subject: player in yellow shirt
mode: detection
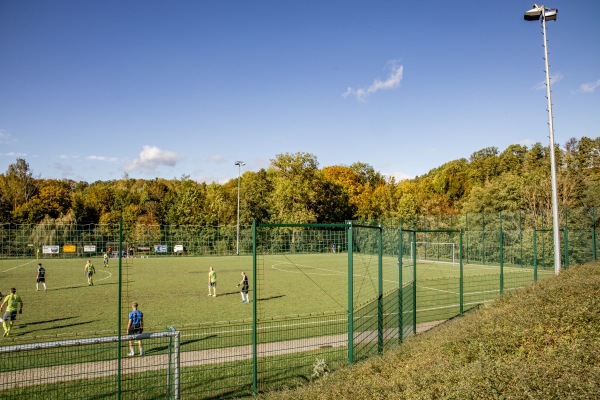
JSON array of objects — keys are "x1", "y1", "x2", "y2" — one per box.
[
  {"x1": 103, "y1": 252, "x2": 109, "y2": 268},
  {"x1": 208, "y1": 267, "x2": 217, "y2": 297},
  {"x1": 1, "y1": 288, "x2": 23, "y2": 337},
  {"x1": 84, "y1": 260, "x2": 96, "y2": 286}
]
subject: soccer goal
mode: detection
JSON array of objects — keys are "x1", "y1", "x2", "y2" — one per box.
[
  {"x1": 0, "y1": 330, "x2": 180, "y2": 399},
  {"x1": 410, "y1": 241, "x2": 456, "y2": 265}
]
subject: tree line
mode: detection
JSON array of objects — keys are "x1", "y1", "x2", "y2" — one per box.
[{"x1": 1, "y1": 136, "x2": 599, "y2": 230}]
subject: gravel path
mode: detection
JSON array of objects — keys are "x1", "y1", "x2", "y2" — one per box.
[{"x1": 0, "y1": 320, "x2": 445, "y2": 390}]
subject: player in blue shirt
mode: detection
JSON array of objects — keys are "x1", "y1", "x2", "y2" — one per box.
[{"x1": 127, "y1": 302, "x2": 144, "y2": 356}]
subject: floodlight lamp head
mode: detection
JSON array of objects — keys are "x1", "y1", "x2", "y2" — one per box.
[
  {"x1": 524, "y1": 5, "x2": 543, "y2": 21},
  {"x1": 544, "y1": 8, "x2": 558, "y2": 21},
  {"x1": 235, "y1": 161, "x2": 245, "y2": 167}
]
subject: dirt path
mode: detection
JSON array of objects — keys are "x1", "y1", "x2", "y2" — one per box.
[{"x1": 0, "y1": 320, "x2": 445, "y2": 390}]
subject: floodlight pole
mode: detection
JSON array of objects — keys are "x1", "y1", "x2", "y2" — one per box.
[
  {"x1": 524, "y1": 4, "x2": 561, "y2": 275},
  {"x1": 235, "y1": 161, "x2": 245, "y2": 256}
]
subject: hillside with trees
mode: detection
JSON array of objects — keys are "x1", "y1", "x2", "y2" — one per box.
[{"x1": 1, "y1": 137, "x2": 599, "y2": 228}]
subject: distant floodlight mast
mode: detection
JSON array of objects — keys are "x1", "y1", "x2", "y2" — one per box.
[
  {"x1": 235, "y1": 161, "x2": 245, "y2": 256},
  {"x1": 524, "y1": 4, "x2": 561, "y2": 275}
]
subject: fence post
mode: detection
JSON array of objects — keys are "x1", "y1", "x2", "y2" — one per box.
[
  {"x1": 564, "y1": 228, "x2": 569, "y2": 269},
  {"x1": 482, "y1": 212, "x2": 485, "y2": 265},
  {"x1": 541, "y1": 210, "x2": 546, "y2": 268},
  {"x1": 534, "y1": 228, "x2": 538, "y2": 282},
  {"x1": 499, "y1": 212, "x2": 504, "y2": 296},
  {"x1": 466, "y1": 213, "x2": 470, "y2": 264},
  {"x1": 378, "y1": 225, "x2": 383, "y2": 355},
  {"x1": 252, "y1": 220, "x2": 258, "y2": 394},
  {"x1": 565, "y1": 209, "x2": 569, "y2": 269},
  {"x1": 117, "y1": 218, "x2": 123, "y2": 400},
  {"x1": 398, "y1": 227, "x2": 403, "y2": 344},
  {"x1": 412, "y1": 232, "x2": 417, "y2": 335},
  {"x1": 348, "y1": 223, "x2": 354, "y2": 364},
  {"x1": 593, "y1": 207, "x2": 597, "y2": 261},
  {"x1": 520, "y1": 210, "x2": 524, "y2": 268},
  {"x1": 173, "y1": 332, "x2": 181, "y2": 400},
  {"x1": 459, "y1": 230, "x2": 464, "y2": 316}
]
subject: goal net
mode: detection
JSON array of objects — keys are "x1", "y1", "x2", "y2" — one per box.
[{"x1": 410, "y1": 241, "x2": 456, "y2": 265}]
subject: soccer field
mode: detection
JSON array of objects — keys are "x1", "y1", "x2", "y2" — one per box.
[
  {"x1": 0, "y1": 253, "x2": 550, "y2": 344},
  {"x1": 0, "y1": 253, "x2": 394, "y2": 342}
]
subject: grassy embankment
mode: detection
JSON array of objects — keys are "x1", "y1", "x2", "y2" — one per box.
[{"x1": 261, "y1": 262, "x2": 600, "y2": 399}]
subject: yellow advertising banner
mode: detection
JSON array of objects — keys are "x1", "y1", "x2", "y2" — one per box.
[{"x1": 63, "y1": 245, "x2": 76, "y2": 253}]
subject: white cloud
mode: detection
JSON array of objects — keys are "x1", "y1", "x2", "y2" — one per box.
[
  {"x1": 210, "y1": 154, "x2": 226, "y2": 163},
  {"x1": 534, "y1": 72, "x2": 563, "y2": 90},
  {"x1": 518, "y1": 139, "x2": 535, "y2": 147},
  {"x1": 88, "y1": 155, "x2": 118, "y2": 162},
  {"x1": 385, "y1": 171, "x2": 414, "y2": 182},
  {"x1": 579, "y1": 79, "x2": 600, "y2": 93},
  {"x1": 343, "y1": 63, "x2": 404, "y2": 101},
  {"x1": 124, "y1": 145, "x2": 181, "y2": 173},
  {"x1": 0, "y1": 131, "x2": 12, "y2": 143},
  {"x1": 1, "y1": 152, "x2": 27, "y2": 157}
]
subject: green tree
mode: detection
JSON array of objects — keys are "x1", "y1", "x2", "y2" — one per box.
[
  {"x1": 313, "y1": 176, "x2": 353, "y2": 223},
  {"x1": 269, "y1": 152, "x2": 321, "y2": 224},
  {"x1": 138, "y1": 178, "x2": 172, "y2": 225},
  {"x1": 204, "y1": 182, "x2": 231, "y2": 226},
  {"x1": 498, "y1": 144, "x2": 528, "y2": 174},
  {"x1": 469, "y1": 147, "x2": 499, "y2": 184},
  {"x1": 239, "y1": 169, "x2": 273, "y2": 225},
  {"x1": 166, "y1": 179, "x2": 207, "y2": 225},
  {"x1": 2, "y1": 158, "x2": 38, "y2": 211},
  {"x1": 462, "y1": 173, "x2": 525, "y2": 213}
]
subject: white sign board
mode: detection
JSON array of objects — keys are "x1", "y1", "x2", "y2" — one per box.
[
  {"x1": 43, "y1": 245, "x2": 60, "y2": 254},
  {"x1": 84, "y1": 245, "x2": 96, "y2": 252},
  {"x1": 154, "y1": 245, "x2": 168, "y2": 253},
  {"x1": 174, "y1": 245, "x2": 184, "y2": 253}
]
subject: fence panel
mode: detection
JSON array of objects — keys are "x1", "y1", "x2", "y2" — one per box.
[{"x1": 1, "y1": 208, "x2": 597, "y2": 399}]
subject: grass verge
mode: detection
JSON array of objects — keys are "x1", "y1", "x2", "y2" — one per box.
[{"x1": 260, "y1": 262, "x2": 600, "y2": 399}]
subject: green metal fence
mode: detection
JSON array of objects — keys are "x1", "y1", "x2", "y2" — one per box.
[{"x1": 1, "y1": 208, "x2": 598, "y2": 399}]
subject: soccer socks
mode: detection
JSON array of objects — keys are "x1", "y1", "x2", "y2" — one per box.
[{"x1": 3, "y1": 321, "x2": 12, "y2": 336}]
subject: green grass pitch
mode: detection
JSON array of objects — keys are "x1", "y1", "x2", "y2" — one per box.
[{"x1": 0, "y1": 254, "x2": 551, "y2": 344}]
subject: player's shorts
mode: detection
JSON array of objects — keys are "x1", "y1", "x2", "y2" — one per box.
[
  {"x1": 128, "y1": 324, "x2": 143, "y2": 335},
  {"x1": 3, "y1": 311, "x2": 17, "y2": 321},
  {"x1": 103, "y1": 260, "x2": 108, "y2": 264},
  {"x1": 87, "y1": 272, "x2": 93, "y2": 278},
  {"x1": 37, "y1": 277, "x2": 45, "y2": 283},
  {"x1": 209, "y1": 282, "x2": 217, "y2": 288},
  {"x1": 241, "y1": 285, "x2": 249, "y2": 294}
]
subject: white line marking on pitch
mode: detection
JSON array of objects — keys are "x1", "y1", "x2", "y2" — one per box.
[{"x1": 1, "y1": 260, "x2": 36, "y2": 273}]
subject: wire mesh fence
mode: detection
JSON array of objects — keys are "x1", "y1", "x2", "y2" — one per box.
[{"x1": 0, "y1": 209, "x2": 598, "y2": 399}]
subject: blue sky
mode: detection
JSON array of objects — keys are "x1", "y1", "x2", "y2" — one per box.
[{"x1": 1, "y1": 1, "x2": 599, "y2": 184}]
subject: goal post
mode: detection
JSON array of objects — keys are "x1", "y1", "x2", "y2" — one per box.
[
  {"x1": 410, "y1": 241, "x2": 456, "y2": 264},
  {"x1": 0, "y1": 331, "x2": 180, "y2": 399}
]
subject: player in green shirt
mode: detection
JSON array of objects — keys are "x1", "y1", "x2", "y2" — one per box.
[
  {"x1": 208, "y1": 267, "x2": 217, "y2": 297},
  {"x1": 1, "y1": 288, "x2": 23, "y2": 337},
  {"x1": 84, "y1": 260, "x2": 96, "y2": 286}
]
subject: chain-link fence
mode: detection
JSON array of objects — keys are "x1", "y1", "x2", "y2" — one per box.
[{"x1": 0, "y1": 208, "x2": 598, "y2": 398}]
